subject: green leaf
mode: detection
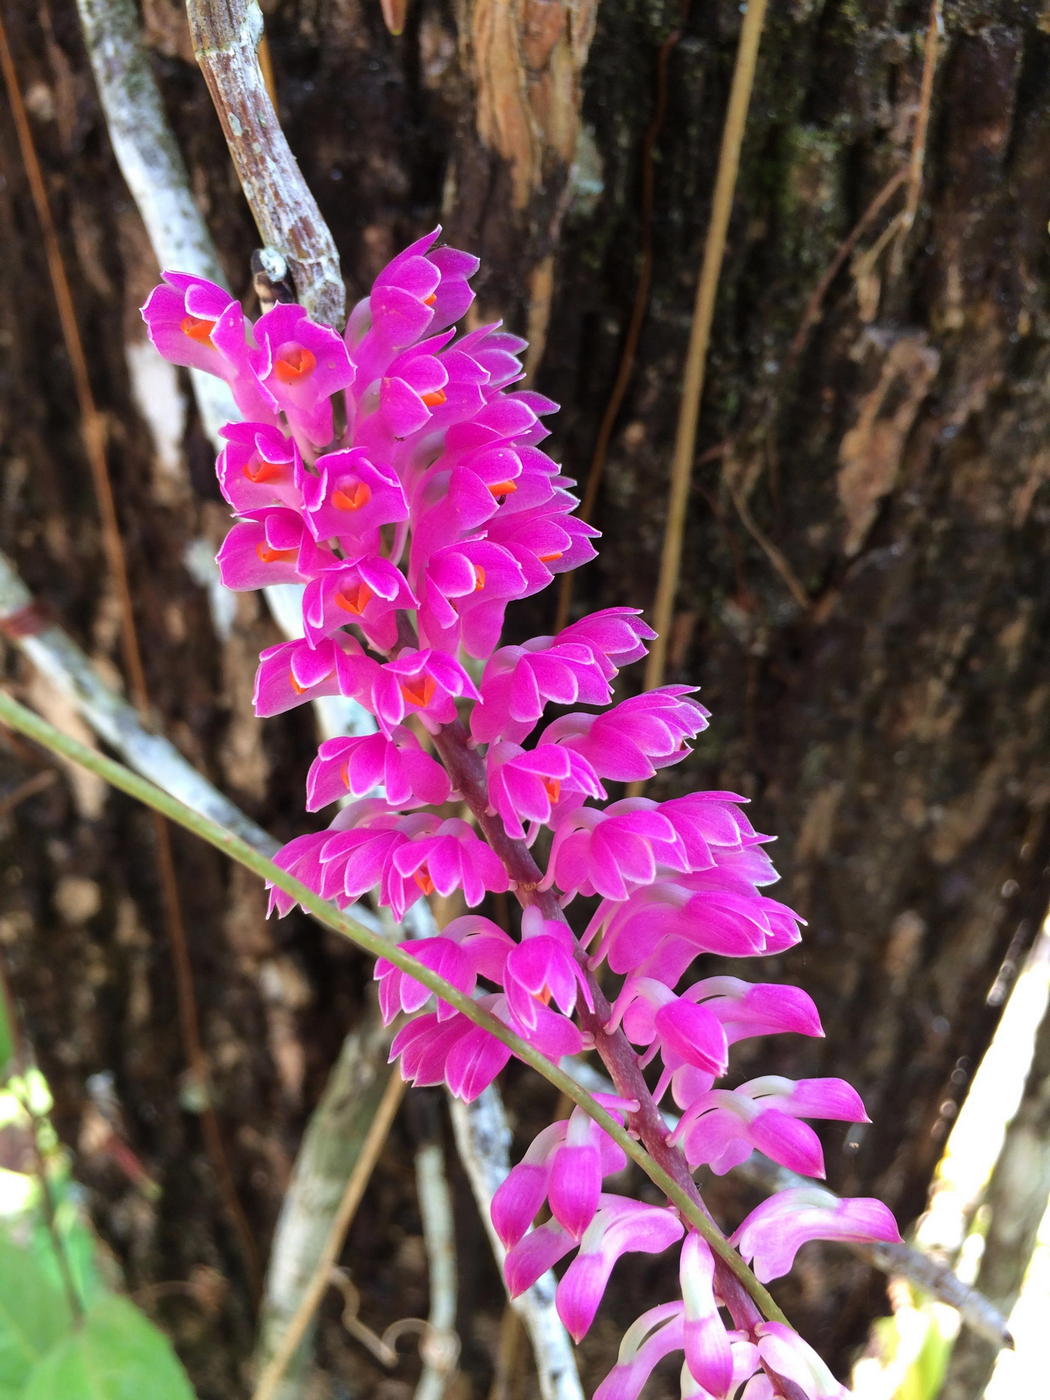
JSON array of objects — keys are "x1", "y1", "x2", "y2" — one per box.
[
  {"x1": 0, "y1": 990, "x2": 13, "y2": 1081},
  {"x1": 21, "y1": 1296, "x2": 195, "y2": 1400},
  {"x1": 0, "y1": 1234, "x2": 73, "y2": 1399}
]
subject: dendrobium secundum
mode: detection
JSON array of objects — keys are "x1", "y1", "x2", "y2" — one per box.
[{"x1": 144, "y1": 228, "x2": 899, "y2": 1399}]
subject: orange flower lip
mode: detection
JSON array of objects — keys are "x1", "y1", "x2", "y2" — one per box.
[
  {"x1": 538, "y1": 550, "x2": 563, "y2": 563},
  {"x1": 273, "y1": 343, "x2": 317, "y2": 383},
  {"x1": 488, "y1": 480, "x2": 518, "y2": 497},
  {"x1": 334, "y1": 581, "x2": 374, "y2": 616},
  {"x1": 180, "y1": 314, "x2": 216, "y2": 344},
  {"x1": 256, "y1": 542, "x2": 299, "y2": 564},
  {"x1": 421, "y1": 388, "x2": 447, "y2": 407},
  {"x1": 331, "y1": 481, "x2": 372, "y2": 511},
  {"x1": 243, "y1": 455, "x2": 283, "y2": 483},
  {"x1": 399, "y1": 674, "x2": 437, "y2": 708},
  {"x1": 414, "y1": 865, "x2": 435, "y2": 895}
]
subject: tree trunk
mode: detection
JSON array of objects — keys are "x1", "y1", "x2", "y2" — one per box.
[{"x1": 2, "y1": 0, "x2": 1049, "y2": 1393}]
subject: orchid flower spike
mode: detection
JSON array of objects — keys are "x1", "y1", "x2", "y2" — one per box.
[{"x1": 144, "y1": 228, "x2": 900, "y2": 1400}]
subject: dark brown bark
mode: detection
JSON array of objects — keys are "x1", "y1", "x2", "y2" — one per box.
[{"x1": 2, "y1": 0, "x2": 1049, "y2": 1394}]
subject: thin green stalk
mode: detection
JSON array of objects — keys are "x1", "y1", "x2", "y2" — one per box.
[{"x1": 0, "y1": 688, "x2": 787, "y2": 1324}]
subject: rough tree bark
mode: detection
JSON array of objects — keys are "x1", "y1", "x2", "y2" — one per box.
[{"x1": 1, "y1": 1, "x2": 1048, "y2": 1396}]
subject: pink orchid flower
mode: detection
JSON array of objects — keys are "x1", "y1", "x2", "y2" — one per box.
[{"x1": 144, "y1": 228, "x2": 898, "y2": 1400}]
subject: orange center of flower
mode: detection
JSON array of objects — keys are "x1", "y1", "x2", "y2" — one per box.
[
  {"x1": 256, "y1": 543, "x2": 299, "y2": 564},
  {"x1": 423, "y1": 293, "x2": 437, "y2": 306},
  {"x1": 473, "y1": 566, "x2": 486, "y2": 592},
  {"x1": 180, "y1": 314, "x2": 216, "y2": 344},
  {"x1": 488, "y1": 480, "x2": 518, "y2": 498},
  {"x1": 538, "y1": 550, "x2": 564, "y2": 563},
  {"x1": 340, "y1": 763, "x2": 352, "y2": 789},
  {"x1": 331, "y1": 480, "x2": 372, "y2": 511},
  {"x1": 243, "y1": 455, "x2": 283, "y2": 483},
  {"x1": 399, "y1": 674, "x2": 437, "y2": 708},
  {"x1": 421, "y1": 388, "x2": 447, "y2": 407},
  {"x1": 273, "y1": 344, "x2": 317, "y2": 383},
  {"x1": 334, "y1": 581, "x2": 374, "y2": 616},
  {"x1": 543, "y1": 777, "x2": 562, "y2": 804},
  {"x1": 414, "y1": 865, "x2": 435, "y2": 895}
]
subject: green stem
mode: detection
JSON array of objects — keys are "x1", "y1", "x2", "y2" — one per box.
[{"x1": 0, "y1": 688, "x2": 788, "y2": 1324}]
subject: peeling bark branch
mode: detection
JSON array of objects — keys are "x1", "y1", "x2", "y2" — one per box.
[
  {"x1": 254, "y1": 1018, "x2": 396, "y2": 1400},
  {"x1": 450, "y1": 1090, "x2": 585, "y2": 1400},
  {"x1": 413, "y1": 1136, "x2": 460, "y2": 1400},
  {"x1": 185, "y1": 0, "x2": 345, "y2": 327},
  {"x1": 0, "y1": 547, "x2": 277, "y2": 860},
  {"x1": 941, "y1": 959, "x2": 1050, "y2": 1396},
  {"x1": 76, "y1": 0, "x2": 236, "y2": 442}
]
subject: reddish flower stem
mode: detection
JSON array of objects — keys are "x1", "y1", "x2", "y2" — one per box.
[{"x1": 432, "y1": 719, "x2": 765, "y2": 1335}]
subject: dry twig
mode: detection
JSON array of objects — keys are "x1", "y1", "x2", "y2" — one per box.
[
  {"x1": 251, "y1": 1071, "x2": 407, "y2": 1400},
  {"x1": 889, "y1": 0, "x2": 942, "y2": 280},
  {"x1": 254, "y1": 1019, "x2": 398, "y2": 1398},
  {"x1": 555, "y1": 7, "x2": 690, "y2": 634},
  {"x1": 645, "y1": 0, "x2": 769, "y2": 691}
]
